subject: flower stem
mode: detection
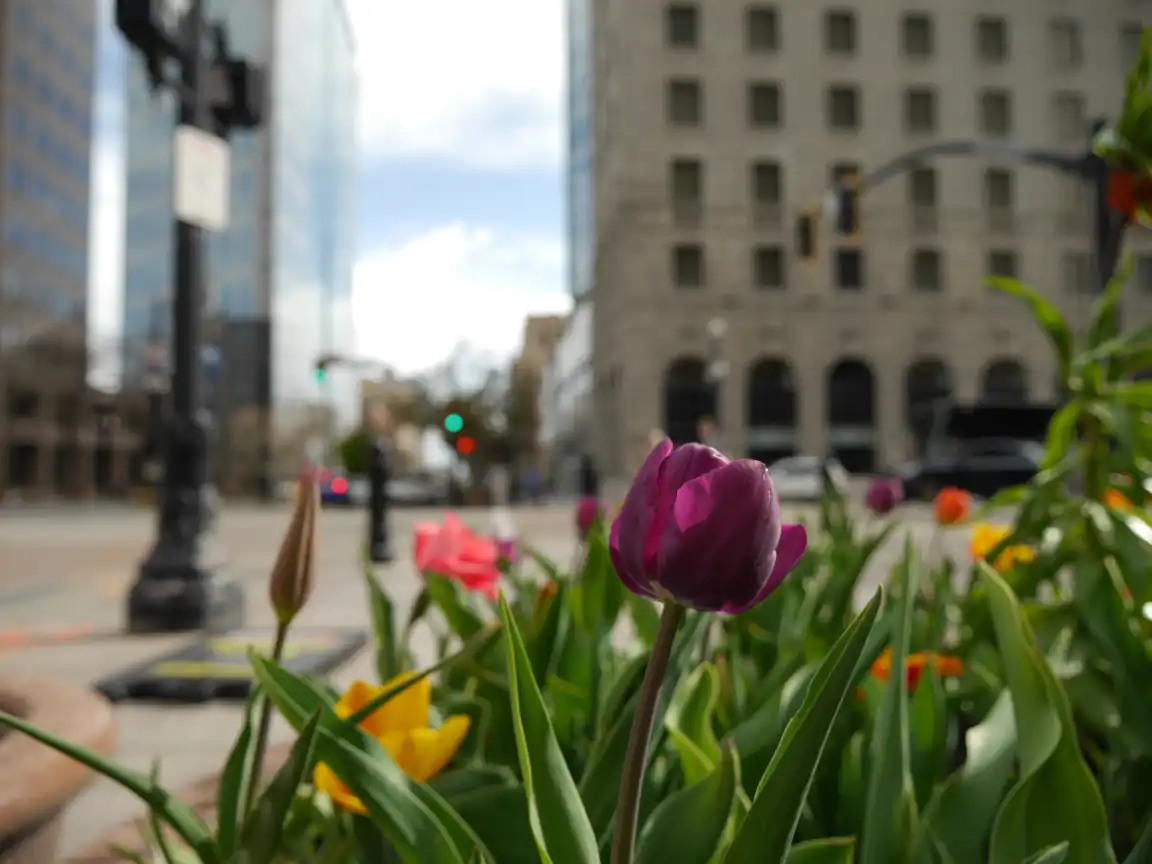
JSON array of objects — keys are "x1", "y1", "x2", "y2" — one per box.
[
  {"x1": 610, "y1": 601, "x2": 686, "y2": 864},
  {"x1": 244, "y1": 620, "x2": 289, "y2": 818}
]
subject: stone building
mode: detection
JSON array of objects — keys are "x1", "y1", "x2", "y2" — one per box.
[{"x1": 565, "y1": 0, "x2": 1152, "y2": 482}]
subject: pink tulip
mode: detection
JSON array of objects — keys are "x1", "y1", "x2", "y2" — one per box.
[{"x1": 413, "y1": 513, "x2": 501, "y2": 598}]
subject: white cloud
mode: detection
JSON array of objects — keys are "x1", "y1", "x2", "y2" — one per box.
[
  {"x1": 352, "y1": 224, "x2": 572, "y2": 375},
  {"x1": 346, "y1": 0, "x2": 564, "y2": 168}
]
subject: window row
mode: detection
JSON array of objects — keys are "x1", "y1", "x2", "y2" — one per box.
[
  {"x1": 667, "y1": 80, "x2": 1087, "y2": 140},
  {"x1": 670, "y1": 160, "x2": 1059, "y2": 218},
  {"x1": 665, "y1": 3, "x2": 1142, "y2": 72},
  {"x1": 666, "y1": 245, "x2": 1144, "y2": 294}
]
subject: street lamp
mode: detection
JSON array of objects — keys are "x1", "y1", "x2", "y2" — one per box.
[{"x1": 118, "y1": 0, "x2": 266, "y2": 632}]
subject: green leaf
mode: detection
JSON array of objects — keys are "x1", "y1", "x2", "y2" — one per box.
[
  {"x1": 576, "y1": 522, "x2": 626, "y2": 631},
  {"x1": 427, "y1": 574, "x2": 487, "y2": 640},
  {"x1": 0, "y1": 710, "x2": 218, "y2": 863},
  {"x1": 449, "y1": 785, "x2": 539, "y2": 864},
  {"x1": 635, "y1": 743, "x2": 739, "y2": 864},
  {"x1": 580, "y1": 612, "x2": 710, "y2": 842},
  {"x1": 724, "y1": 589, "x2": 883, "y2": 864},
  {"x1": 363, "y1": 553, "x2": 403, "y2": 682},
  {"x1": 1087, "y1": 255, "x2": 1131, "y2": 352},
  {"x1": 859, "y1": 539, "x2": 919, "y2": 864},
  {"x1": 216, "y1": 691, "x2": 258, "y2": 857},
  {"x1": 1023, "y1": 843, "x2": 1072, "y2": 864},
  {"x1": 918, "y1": 691, "x2": 1018, "y2": 863},
  {"x1": 528, "y1": 579, "x2": 570, "y2": 686},
  {"x1": 239, "y1": 710, "x2": 322, "y2": 864},
  {"x1": 627, "y1": 594, "x2": 661, "y2": 646},
  {"x1": 247, "y1": 654, "x2": 477, "y2": 864},
  {"x1": 785, "y1": 837, "x2": 856, "y2": 863},
  {"x1": 496, "y1": 592, "x2": 600, "y2": 864},
  {"x1": 987, "y1": 276, "x2": 1074, "y2": 377},
  {"x1": 981, "y1": 564, "x2": 1115, "y2": 864},
  {"x1": 1122, "y1": 807, "x2": 1152, "y2": 864},
  {"x1": 664, "y1": 663, "x2": 723, "y2": 785}
]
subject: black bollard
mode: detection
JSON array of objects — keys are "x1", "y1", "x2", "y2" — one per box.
[
  {"x1": 367, "y1": 435, "x2": 393, "y2": 563},
  {"x1": 579, "y1": 452, "x2": 599, "y2": 498}
]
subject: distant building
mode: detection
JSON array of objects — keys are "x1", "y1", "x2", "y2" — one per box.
[
  {"x1": 576, "y1": 0, "x2": 1152, "y2": 480},
  {"x1": 0, "y1": 2, "x2": 139, "y2": 498},
  {"x1": 508, "y1": 315, "x2": 566, "y2": 478},
  {"x1": 119, "y1": 0, "x2": 358, "y2": 493}
]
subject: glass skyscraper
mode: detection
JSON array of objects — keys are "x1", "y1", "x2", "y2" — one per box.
[{"x1": 120, "y1": 0, "x2": 358, "y2": 491}]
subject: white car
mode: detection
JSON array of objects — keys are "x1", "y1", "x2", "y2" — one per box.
[{"x1": 768, "y1": 456, "x2": 850, "y2": 501}]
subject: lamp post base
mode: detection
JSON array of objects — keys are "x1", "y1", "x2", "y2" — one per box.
[
  {"x1": 369, "y1": 539, "x2": 393, "y2": 564},
  {"x1": 126, "y1": 558, "x2": 245, "y2": 634}
]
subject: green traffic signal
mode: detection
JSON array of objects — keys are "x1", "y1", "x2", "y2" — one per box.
[{"x1": 444, "y1": 413, "x2": 464, "y2": 433}]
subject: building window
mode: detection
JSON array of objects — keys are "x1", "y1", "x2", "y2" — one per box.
[
  {"x1": 827, "y1": 85, "x2": 860, "y2": 130},
  {"x1": 985, "y1": 168, "x2": 1013, "y2": 209},
  {"x1": 825, "y1": 10, "x2": 856, "y2": 55},
  {"x1": 750, "y1": 160, "x2": 783, "y2": 225},
  {"x1": 1121, "y1": 24, "x2": 1143, "y2": 71},
  {"x1": 1053, "y1": 92, "x2": 1086, "y2": 144},
  {"x1": 753, "y1": 245, "x2": 785, "y2": 289},
  {"x1": 666, "y1": 4, "x2": 699, "y2": 48},
  {"x1": 979, "y1": 89, "x2": 1012, "y2": 137},
  {"x1": 1062, "y1": 252, "x2": 1092, "y2": 294},
  {"x1": 746, "y1": 5, "x2": 779, "y2": 52},
  {"x1": 1050, "y1": 19, "x2": 1083, "y2": 70},
  {"x1": 670, "y1": 159, "x2": 703, "y2": 225},
  {"x1": 904, "y1": 88, "x2": 936, "y2": 134},
  {"x1": 911, "y1": 248, "x2": 942, "y2": 291},
  {"x1": 988, "y1": 250, "x2": 1018, "y2": 279},
  {"x1": 977, "y1": 17, "x2": 1009, "y2": 62},
  {"x1": 835, "y1": 249, "x2": 863, "y2": 290},
  {"x1": 748, "y1": 82, "x2": 782, "y2": 128},
  {"x1": 902, "y1": 14, "x2": 933, "y2": 58},
  {"x1": 909, "y1": 167, "x2": 937, "y2": 207},
  {"x1": 667, "y1": 79, "x2": 702, "y2": 126},
  {"x1": 673, "y1": 243, "x2": 705, "y2": 287}
]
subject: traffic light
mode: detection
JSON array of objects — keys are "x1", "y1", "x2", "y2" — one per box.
[
  {"x1": 456, "y1": 435, "x2": 476, "y2": 456},
  {"x1": 444, "y1": 413, "x2": 464, "y2": 433},
  {"x1": 797, "y1": 211, "x2": 818, "y2": 261},
  {"x1": 836, "y1": 172, "x2": 860, "y2": 236}
]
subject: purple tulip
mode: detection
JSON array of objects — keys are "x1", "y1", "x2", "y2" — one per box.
[
  {"x1": 495, "y1": 537, "x2": 518, "y2": 564},
  {"x1": 576, "y1": 496, "x2": 605, "y2": 538},
  {"x1": 608, "y1": 440, "x2": 807, "y2": 614},
  {"x1": 865, "y1": 477, "x2": 904, "y2": 515}
]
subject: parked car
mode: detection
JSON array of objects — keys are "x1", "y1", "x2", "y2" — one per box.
[
  {"x1": 769, "y1": 455, "x2": 850, "y2": 502},
  {"x1": 900, "y1": 437, "x2": 1045, "y2": 501},
  {"x1": 319, "y1": 473, "x2": 369, "y2": 507},
  {"x1": 387, "y1": 476, "x2": 449, "y2": 507}
]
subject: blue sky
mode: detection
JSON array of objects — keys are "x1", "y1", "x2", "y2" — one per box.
[{"x1": 88, "y1": 0, "x2": 572, "y2": 378}]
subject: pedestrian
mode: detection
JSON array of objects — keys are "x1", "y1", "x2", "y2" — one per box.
[{"x1": 579, "y1": 453, "x2": 599, "y2": 498}]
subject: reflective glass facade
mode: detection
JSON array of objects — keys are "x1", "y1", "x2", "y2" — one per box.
[
  {"x1": 1, "y1": 0, "x2": 96, "y2": 350},
  {"x1": 567, "y1": 0, "x2": 594, "y2": 300},
  {"x1": 120, "y1": 0, "x2": 357, "y2": 484}
]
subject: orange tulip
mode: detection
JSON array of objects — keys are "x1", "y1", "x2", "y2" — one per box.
[
  {"x1": 933, "y1": 487, "x2": 972, "y2": 526},
  {"x1": 870, "y1": 647, "x2": 965, "y2": 691}
]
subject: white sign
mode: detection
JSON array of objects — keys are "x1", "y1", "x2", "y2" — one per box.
[{"x1": 173, "y1": 125, "x2": 230, "y2": 232}]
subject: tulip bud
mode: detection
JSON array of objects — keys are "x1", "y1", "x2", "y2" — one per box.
[
  {"x1": 865, "y1": 476, "x2": 903, "y2": 515},
  {"x1": 608, "y1": 441, "x2": 807, "y2": 614},
  {"x1": 575, "y1": 496, "x2": 604, "y2": 539},
  {"x1": 269, "y1": 469, "x2": 319, "y2": 625}
]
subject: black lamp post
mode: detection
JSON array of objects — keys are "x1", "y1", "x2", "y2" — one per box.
[{"x1": 117, "y1": 0, "x2": 265, "y2": 632}]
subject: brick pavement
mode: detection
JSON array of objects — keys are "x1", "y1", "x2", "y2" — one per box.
[{"x1": 0, "y1": 500, "x2": 978, "y2": 858}]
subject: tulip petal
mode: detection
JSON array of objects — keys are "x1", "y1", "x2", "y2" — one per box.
[
  {"x1": 609, "y1": 440, "x2": 672, "y2": 595},
  {"x1": 361, "y1": 673, "x2": 431, "y2": 737},
  {"x1": 609, "y1": 516, "x2": 657, "y2": 599},
  {"x1": 656, "y1": 459, "x2": 779, "y2": 612},
  {"x1": 334, "y1": 680, "x2": 383, "y2": 727},
  {"x1": 408, "y1": 715, "x2": 472, "y2": 782},
  {"x1": 722, "y1": 523, "x2": 809, "y2": 613},
  {"x1": 313, "y1": 762, "x2": 367, "y2": 815}
]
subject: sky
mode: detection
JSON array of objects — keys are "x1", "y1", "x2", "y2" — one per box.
[{"x1": 87, "y1": 0, "x2": 573, "y2": 380}]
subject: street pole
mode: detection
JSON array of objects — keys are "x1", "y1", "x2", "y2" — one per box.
[{"x1": 118, "y1": 0, "x2": 264, "y2": 632}]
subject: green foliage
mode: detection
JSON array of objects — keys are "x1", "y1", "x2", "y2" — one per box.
[{"x1": 337, "y1": 429, "x2": 374, "y2": 476}]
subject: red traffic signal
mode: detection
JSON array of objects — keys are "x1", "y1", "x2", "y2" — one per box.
[{"x1": 455, "y1": 435, "x2": 476, "y2": 456}]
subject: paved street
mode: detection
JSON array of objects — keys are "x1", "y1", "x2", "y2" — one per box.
[{"x1": 0, "y1": 499, "x2": 984, "y2": 857}]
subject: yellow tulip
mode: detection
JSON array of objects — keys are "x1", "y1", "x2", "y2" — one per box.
[
  {"x1": 313, "y1": 674, "x2": 471, "y2": 815},
  {"x1": 969, "y1": 522, "x2": 1035, "y2": 574}
]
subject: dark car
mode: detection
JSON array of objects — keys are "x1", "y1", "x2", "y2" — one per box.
[
  {"x1": 901, "y1": 437, "x2": 1045, "y2": 500},
  {"x1": 901, "y1": 402, "x2": 1056, "y2": 500}
]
